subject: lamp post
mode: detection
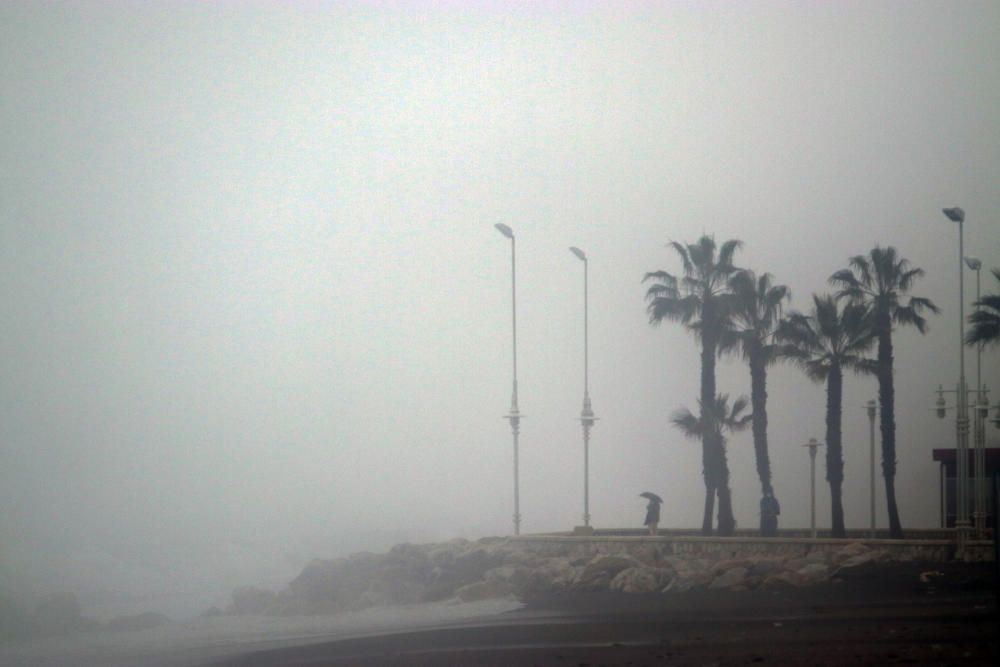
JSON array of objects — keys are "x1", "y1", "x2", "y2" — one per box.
[
  {"x1": 942, "y1": 207, "x2": 970, "y2": 554},
  {"x1": 866, "y1": 400, "x2": 877, "y2": 539},
  {"x1": 803, "y1": 438, "x2": 823, "y2": 538},
  {"x1": 495, "y1": 223, "x2": 521, "y2": 536},
  {"x1": 965, "y1": 256, "x2": 987, "y2": 538},
  {"x1": 569, "y1": 246, "x2": 597, "y2": 528}
]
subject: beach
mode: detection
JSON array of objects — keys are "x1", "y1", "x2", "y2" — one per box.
[{"x1": 214, "y1": 559, "x2": 997, "y2": 666}]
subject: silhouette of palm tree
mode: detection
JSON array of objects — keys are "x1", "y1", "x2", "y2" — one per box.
[
  {"x1": 830, "y1": 246, "x2": 938, "y2": 538},
  {"x1": 644, "y1": 236, "x2": 742, "y2": 535},
  {"x1": 721, "y1": 270, "x2": 790, "y2": 535},
  {"x1": 778, "y1": 295, "x2": 874, "y2": 538}
]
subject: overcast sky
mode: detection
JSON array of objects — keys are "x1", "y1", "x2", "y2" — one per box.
[{"x1": 2, "y1": 1, "x2": 999, "y2": 616}]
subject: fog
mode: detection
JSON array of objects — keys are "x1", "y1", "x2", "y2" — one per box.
[{"x1": 2, "y1": 1, "x2": 999, "y2": 624}]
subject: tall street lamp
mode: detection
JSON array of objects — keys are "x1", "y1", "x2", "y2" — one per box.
[
  {"x1": 942, "y1": 207, "x2": 971, "y2": 553},
  {"x1": 803, "y1": 438, "x2": 824, "y2": 538},
  {"x1": 965, "y1": 255, "x2": 988, "y2": 538},
  {"x1": 495, "y1": 223, "x2": 521, "y2": 536},
  {"x1": 866, "y1": 400, "x2": 877, "y2": 539},
  {"x1": 570, "y1": 246, "x2": 597, "y2": 529}
]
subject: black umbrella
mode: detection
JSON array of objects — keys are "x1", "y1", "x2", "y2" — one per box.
[{"x1": 639, "y1": 492, "x2": 663, "y2": 503}]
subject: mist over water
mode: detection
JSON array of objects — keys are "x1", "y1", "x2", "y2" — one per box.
[{"x1": 1, "y1": 1, "x2": 999, "y2": 655}]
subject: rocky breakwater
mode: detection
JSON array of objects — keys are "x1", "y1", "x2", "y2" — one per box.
[{"x1": 222, "y1": 538, "x2": 896, "y2": 616}]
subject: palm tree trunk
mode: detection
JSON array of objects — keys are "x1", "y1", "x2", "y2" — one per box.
[
  {"x1": 749, "y1": 354, "x2": 772, "y2": 496},
  {"x1": 826, "y1": 365, "x2": 846, "y2": 538},
  {"x1": 699, "y1": 312, "x2": 718, "y2": 536},
  {"x1": 715, "y1": 438, "x2": 736, "y2": 536},
  {"x1": 702, "y1": 484, "x2": 715, "y2": 535},
  {"x1": 750, "y1": 354, "x2": 774, "y2": 536},
  {"x1": 877, "y1": 325, "x2": 904, "y2": 538}
]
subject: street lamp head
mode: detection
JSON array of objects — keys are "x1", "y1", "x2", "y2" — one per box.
[
  {"x1": 494, "y1": 223, "x2": 514, "y2": 239},
  {"x1": 964, "y1": 256, "x2": 982, "y2": 271},
  {"x1": 942, "y1": 207, "x2": 965, "y2": 223},
  {"x1": 866, "y1": 399, "x2": 877, "y2": 418},
  {"x1": 803, "y1": 437, "x2": 822, "y2": 449},
  {"x1": 569, "y1": 246, "x2": 587, "y2": 261}
]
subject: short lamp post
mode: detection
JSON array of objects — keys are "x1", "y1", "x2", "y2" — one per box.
[
  {"x1": 804, "y1": 438, "x2": 824, "y2": 538},
  {"x1": 866, "y1": 400, "x2": 877, "y2": 539}
]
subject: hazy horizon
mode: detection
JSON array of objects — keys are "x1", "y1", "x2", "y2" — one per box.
[{"x1": 2, "y1": 1, "x2": 999, "y2": 620}]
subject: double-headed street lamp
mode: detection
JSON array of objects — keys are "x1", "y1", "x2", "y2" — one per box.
[
  {"x1": 495, "y1": 223, "x2": 521, "y2": 536},
  {"x1": 803, "y1": 438, "x2": 824, "y2": 538},
  {"x1": 964, "y1": 256, "x2": 989, "y2": 538},
  {"x1": 942, "y1": 207, "x2": 971, "y2": 553},
  {"x1": 569, "y1": 246, "x2": 597, "y2": 528}
]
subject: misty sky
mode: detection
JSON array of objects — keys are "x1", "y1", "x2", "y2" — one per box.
[{"x1": 2, "y1": 1, "x2": 999, "y2": 615}]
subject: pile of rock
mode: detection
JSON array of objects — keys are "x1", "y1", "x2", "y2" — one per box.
[{"x1": 223, "y1": 538, "x2": 894, "y2": 616}]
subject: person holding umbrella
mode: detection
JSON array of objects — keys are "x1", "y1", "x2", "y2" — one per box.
[{"x1": 640, "y1": 492, "x2": 662, "y2": 536}]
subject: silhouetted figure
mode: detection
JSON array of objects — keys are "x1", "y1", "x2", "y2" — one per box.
[
  {"x1": 640, "y1": 492, "x2": 662, "y2": 536},
  {"x1": 760, "y1": 491, "x2": 780, "y2": 537}
]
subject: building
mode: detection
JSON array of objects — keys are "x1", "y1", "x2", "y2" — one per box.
[{"x1": 931, "y1": 448, "x2": 1000, "y2": 529}]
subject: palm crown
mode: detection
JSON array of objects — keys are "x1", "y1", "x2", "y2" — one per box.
[
  {"x1": 644, "y1": 236, "x2": 742, "y2": 332},
  {"x1": 672, "y1": 394, "x2": 753, "y2": 441},
  {"x1": 720, "y1": 270, "x2": 790, "y2": 361},
  {"x1": 829, "y1": 246, "x2": 939, "y2": 331},
  {"x1": 778, "y1": 295, "x2": 875, "y2": 381},
  {"x1": 966, "y1": 268, "x2": 1000, "y2": 348}
]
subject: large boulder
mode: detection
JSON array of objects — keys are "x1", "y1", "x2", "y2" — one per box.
[
  {"x1": 455, "y1": 579, "x2": 512, "y2": 602},
  {"x1": 709, "y1": 566, "x2": 749, "y2": 590},
  {"x1": 609, "y1": 566, "x2": 673, "y2": 593},
  {"x1": 833, "y1": 548, "x2": 887, "y2": 574},
  {"x1": 796, "y1": 562, "x2": 830, "y2": 584},
  {"x1": 574, "y1": 554, "x2": 641, "y2": 591}
]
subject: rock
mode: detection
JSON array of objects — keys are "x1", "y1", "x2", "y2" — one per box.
[
  {"x1": 709, "y1": 566, "x2": 749, "y2": 590},
  {"x1": 455, "y1": 579, "x2": 511, "y2": 602},
  {"x1": 834, "y1": 541, "x2": 871, "y2": 561},
  {"x1": 104, "y1": 612, "x2": 170, "y2": 632},
  {"x1": 574, "y1": 554, "x2": 641, "y2": 591},
  {"x1": 836, "y1": 549, "x2": 887, "y2": 572},
  {"x1": 796, "y1": 562, "x2": 830, "y2": 584},
  {"x1": 450, "y1": 548, "x2": 504, "y2": 585},
  {"x1": 748, "y1": 559, "x2": 784, "y2": 577},
  {"x1": 712, "y1": 559, "x2": 750, "y2": 575},
  {"x1": 610, "y1": 566, "x2": 673, "y2": 593},
  {"x1": 763, "y1": 571, "x2": 807, "y2": 588}
]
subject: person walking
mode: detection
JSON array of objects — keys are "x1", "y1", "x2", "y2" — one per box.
[{"x1": 640, "y1": 492, "x2": 662, "y2": 536}]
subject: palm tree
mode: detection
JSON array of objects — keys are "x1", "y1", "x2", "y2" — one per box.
[
  {"x1": 966, "y1": 269, "x2": 1000, "y2": 348},
  {"x1": 721, "y1": 270, "x2": 789, "y2": 534},
  {"x1": 830, "y1": 246, "x2": 938, "y2": 538},
  {"x1": 644, "y1": 236, "x2": 742, "y2": 535},
  {"x1": 777, "y1": 295, "x2": 874, "y2": 538},
  {"x1": 672, "y1": 394, "x2": 753, "y2": 534}
]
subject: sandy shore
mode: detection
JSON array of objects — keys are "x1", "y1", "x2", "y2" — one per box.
[{"x1": 213, "y1": 560, "x2": 998, "y2": 666}]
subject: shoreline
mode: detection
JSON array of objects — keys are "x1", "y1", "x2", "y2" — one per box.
[{"x1": 214, "y1": 559, "x2": 998, "y2": 666}]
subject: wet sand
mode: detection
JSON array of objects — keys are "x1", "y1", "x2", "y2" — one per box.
[{"x1": 214, "y1": 560, "x2": 998, "y2": 666}]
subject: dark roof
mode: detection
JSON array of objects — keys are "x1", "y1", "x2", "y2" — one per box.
[{"x1": 932, "y1": 447, "x2": 1000, "y2": 467}]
